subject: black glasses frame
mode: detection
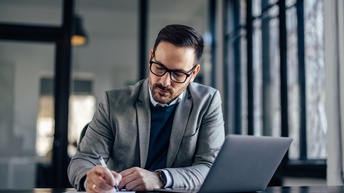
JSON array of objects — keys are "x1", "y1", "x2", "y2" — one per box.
[{"x1": 149, "y1": 60, "x2": 197, "y2": 84}]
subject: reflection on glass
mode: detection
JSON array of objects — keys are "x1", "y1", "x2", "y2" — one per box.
[
  {"x1": 304, "y1": 0, "x2": 325, "y2": 159},
  {"x1": 68, "y1": 95, "x2": 96, "y2": 157},
  {"x1": 36, "y1": 77, "x2": 96, "y2": 159},
  {"x1": 286, "y1": 6, "x2": 300, "y2": 160},
  {"x1": 36, "y1": 96, "x2": 54, "y2": 162}
]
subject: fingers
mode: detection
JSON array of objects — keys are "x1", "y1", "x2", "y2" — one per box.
[
  {"x1": 95, "y1": 165, "x2": 119, "y2": 186},
  {"x1": 111, "y1": 170, "x2": 122, "y2": 186},
  {"x1": 118, "y1": 168, "x2": 136, "y2": 190},
  {"x1": 119, "y1": 170, "x2": 142, "y2": 191},
  {"x1": 118, "y1": 167, "x2": 161, "y2": 191},
  {"x1": 86, "y1": 165, "x2": 122, "y2": 193},
  {"x1": 86, "y1": 166, "x2": 161, "y2": 192}
]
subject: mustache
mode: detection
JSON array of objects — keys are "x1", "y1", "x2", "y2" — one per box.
[{"x1": 153, "y1": 83, "x2": 172, "y2": 93}]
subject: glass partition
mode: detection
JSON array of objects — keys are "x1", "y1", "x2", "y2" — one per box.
[{"x1": 0, "y1": 41, "x2": 55, "y2": 189}]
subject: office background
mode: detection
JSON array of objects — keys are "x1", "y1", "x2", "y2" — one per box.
[{"x1": 0, "y1": 0, "x2": 343, "y2": 190}]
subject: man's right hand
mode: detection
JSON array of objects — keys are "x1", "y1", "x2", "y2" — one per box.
[{"x1": 85, "y1": 165, "x2": 122, "y2": 193}]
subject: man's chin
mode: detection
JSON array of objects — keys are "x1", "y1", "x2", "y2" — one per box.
[{"x1": 153, "y1": 95, "x2": 171, "y2": 104}]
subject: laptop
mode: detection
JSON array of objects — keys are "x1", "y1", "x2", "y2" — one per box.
[{"x1": 157, "y1": 134, "x2": 293, "y2": 193}]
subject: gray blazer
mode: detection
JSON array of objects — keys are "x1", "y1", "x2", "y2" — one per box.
[{"x1": 68, "y1": 79, "x2": 225, "y2": 190}]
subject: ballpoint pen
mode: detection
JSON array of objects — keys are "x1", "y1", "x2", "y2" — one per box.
[{"x1": 99, "y1": 156, "x2": 120, "y2": 192}]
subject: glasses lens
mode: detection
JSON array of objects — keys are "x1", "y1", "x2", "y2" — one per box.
[
  {"x1": 150, "y1": 61, "x2": 190, "y2": 83},
  {"x1": 151, "y1": 62, "x2": 166, "y2": 76},
  {"x1": 171, "y1": 72, "x2": 187, "y2": 83}
]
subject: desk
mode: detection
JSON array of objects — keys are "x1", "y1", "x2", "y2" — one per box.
[
  {"x1": 0, "y1": 186, "x2": 343, "y2": 193},
  {"x1": 264, "y1": 186, "x2": 344, "y2": 193}
]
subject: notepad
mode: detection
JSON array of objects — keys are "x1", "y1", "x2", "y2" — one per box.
[{"x1": 64, "y1": 190, "x2": 134, "y2": 193}]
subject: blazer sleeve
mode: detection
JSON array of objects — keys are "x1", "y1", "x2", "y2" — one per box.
[{"x1": 166, "y1": 90, "x2": 225, "y2": 188}]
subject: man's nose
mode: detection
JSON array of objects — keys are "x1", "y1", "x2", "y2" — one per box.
[{"x1": 160, "y1": 72, "x2": 172, "y2": 86}]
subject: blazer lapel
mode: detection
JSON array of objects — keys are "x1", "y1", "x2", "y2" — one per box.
[
  {"x1": 166, "y1": 89, "x2": 192, "y2": 167},
  {"x1": 136, "y1": 79, "x2": 151, "y2": 168}
]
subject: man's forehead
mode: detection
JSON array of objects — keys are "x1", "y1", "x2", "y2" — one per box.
[{"x1": 154, "y1": 44, "x2": 196, "y2": 63}]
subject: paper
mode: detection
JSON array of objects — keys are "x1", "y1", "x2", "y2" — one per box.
[{"x1": 64, "y1": 190, "x2": 135, "y2": 193}]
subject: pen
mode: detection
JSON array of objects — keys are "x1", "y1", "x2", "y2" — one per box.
[{"x1": 99, "y1": 156, "x2": 120, "y2": 192}]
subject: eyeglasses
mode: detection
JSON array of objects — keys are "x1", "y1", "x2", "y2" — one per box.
[{"x1": 149, "y1": 60, "x2": 197, "y2": 84}]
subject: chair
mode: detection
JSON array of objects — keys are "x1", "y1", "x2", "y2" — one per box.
[{"x1": 79, "y1": 123, "x2": 89, "y2": 144}]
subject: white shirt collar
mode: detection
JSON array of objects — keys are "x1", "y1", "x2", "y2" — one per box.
[{"x1": 149, "y1": 86, "x2": 184, "y2": 107}]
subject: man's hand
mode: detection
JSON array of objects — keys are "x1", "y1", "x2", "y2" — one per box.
[
  {"x1": 86, "y1": 165, "x2": 122, "y2": 193},
  {"x1": 118, "y1": 167, "x2": 164, "y2": 191}
]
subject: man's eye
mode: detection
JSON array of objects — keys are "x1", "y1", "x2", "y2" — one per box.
[
  {"x1": 155, "y1": 64, "x2": 165, "y2": 70},
  {"x1": 173, "y1": 72, "x2": 184, "y2": 78}
]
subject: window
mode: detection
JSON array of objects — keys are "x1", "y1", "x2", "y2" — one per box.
[{"x1": 224, "y1": 0, "x2": 325, "y2": 179}]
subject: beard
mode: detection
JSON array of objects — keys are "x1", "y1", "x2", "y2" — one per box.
[{"x1": 151, "y1": 83, "x2": 174, "y2": 104}]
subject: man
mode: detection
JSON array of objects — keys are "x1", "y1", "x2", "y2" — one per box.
[{"x1": 67, "y1": 24, "x2": 225, "y2": 192}]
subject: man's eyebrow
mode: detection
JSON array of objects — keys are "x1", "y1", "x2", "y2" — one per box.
[
  {"x1": 152, "y1": 59, "x2": 165, "y2": 66},
  {"x1": 153, "y1": 59, "x2": 191, "y2": 73}
]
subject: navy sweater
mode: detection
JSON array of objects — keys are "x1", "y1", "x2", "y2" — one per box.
[{"x1": 145, "y1": 103, "x2": 177, "y2": 171}]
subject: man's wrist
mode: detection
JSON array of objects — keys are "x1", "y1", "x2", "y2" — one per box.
[
  {"x1": 155, "y1": 169, "x2": 172, "y2": 188},
  {"x1": 155, "y1": 170, "x2": 166, "y2": 187}
]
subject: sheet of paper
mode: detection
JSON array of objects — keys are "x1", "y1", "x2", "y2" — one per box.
[{"x1": 64, "y1": 190, "x2": 135, "y2": 193}]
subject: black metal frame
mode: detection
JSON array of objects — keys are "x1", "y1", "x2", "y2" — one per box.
[
  {"x1": 246, "y1": 0, "x2": 254, "y2": 135},
  {"x1": 296, "y1": 0, "x2": 308, "y2": 160},
  {"x1": 139, "y1": 0, "x2": 148, "y2": 80},
  {"x1": 209, "y1": 0, "x2": 217, "y2": 87},
  {"x1": 52, "y1": 0, "x2": 73, "y2": 187}
]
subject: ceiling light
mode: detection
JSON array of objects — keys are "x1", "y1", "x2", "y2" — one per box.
[{"x1": 72, "y1": 15, "x2": 88, "y2": 46}]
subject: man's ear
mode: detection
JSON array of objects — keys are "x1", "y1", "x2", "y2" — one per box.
[
  {"x1": 190, "y1": 64, "x2": 201, "y2": 82},
  {"x1": 149, "y1": 49, "x2": 154, "y2": 59}
]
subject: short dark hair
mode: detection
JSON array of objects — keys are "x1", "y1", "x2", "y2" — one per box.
[{"x1": 153, "y1": 24, "x2": 204, "y2": 63}]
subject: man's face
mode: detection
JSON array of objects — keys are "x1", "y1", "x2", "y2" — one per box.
[{"x1": 148, "y1": 41, "x2": 200, "y2": 104}]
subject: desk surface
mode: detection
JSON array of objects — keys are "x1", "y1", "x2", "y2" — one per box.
[{"x1": 0, "y1": 186, "x2": 343, "y2": 193}]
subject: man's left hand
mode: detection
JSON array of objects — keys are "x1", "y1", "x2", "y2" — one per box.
[{"x1": 118, "y1": 167, "x2": 163, "y2": 191}]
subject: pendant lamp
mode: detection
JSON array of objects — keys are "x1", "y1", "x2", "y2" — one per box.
[{"x1": 72, "y1": 15, "x2": 88, "y2": 46}]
